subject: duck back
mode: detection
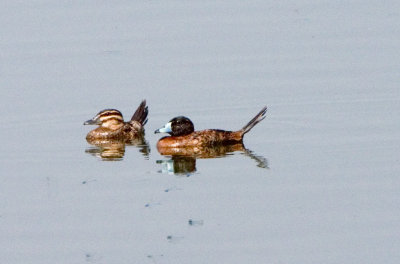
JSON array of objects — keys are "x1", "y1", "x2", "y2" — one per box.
[{"x1": 157, "y1": 129, "x2": 242, "y2": 148}]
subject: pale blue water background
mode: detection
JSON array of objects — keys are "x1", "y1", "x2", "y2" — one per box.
[{"x1": 1, "y1": 1, "x2": 399, "y2": 263}]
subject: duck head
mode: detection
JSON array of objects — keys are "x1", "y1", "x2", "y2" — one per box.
[
  {"x1": 84, "y1": 109, "x2": 124, "y2": 130},
  {"x1": 155, "y1": 116, "x2": 194, "y2": 136}
]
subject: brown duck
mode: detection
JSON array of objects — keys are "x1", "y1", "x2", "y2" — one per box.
[
  {"x1": 84, "y1": 100, "x2": 148, "y2": 143},
  {"x1": 154, "y1": 106, "x2": 267, "y2": 148}
]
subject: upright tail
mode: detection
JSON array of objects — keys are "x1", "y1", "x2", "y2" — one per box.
[
  {"x1": 130, "y1": 100, "x2": 148, "y2": 126},
  {"x1": 241, "y1": 106, "x2": 267, "y2": 136}
]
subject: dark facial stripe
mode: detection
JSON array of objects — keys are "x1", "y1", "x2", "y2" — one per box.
[
  {"x1": 99, "y1": 115, "x2": 124, "y2": 122},
  {"x1": 94, "y1": 109, "x2": 123, "y2": 121},
  {"x1": 97, "y1": 109, "x2": 122, "y2": 117}
]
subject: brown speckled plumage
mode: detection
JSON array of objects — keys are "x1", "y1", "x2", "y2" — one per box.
[
  {"x1": 84, "y1": 100, "x2": 148, "y2": 143},
  {"x1": 157, "y1": 129, "x2": 242, "y2": 149},
  {"x1": 155, "y1": 106, "x2": 267, "y2": 149},
  {"x1": 86, "y1": 120, "x2": 144, "y2": 141}
]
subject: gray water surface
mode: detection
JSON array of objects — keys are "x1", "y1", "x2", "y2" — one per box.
[{"x1": 1, "y1": 1, "x2": 399, "y2": 263}]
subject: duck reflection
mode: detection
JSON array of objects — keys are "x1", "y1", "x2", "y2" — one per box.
[
  {"x1": 156, "y1": 143, "x2": 268, "y2": 175},
  {"x1": 85, "y1": 137, "x2": 150, "y2": 161},
  {"x1": 157, "y1": 156, "x2": 197, "y2": 175}
]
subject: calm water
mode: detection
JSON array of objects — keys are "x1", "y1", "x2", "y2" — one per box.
[{"x1": 1, "y1": 1, "x2": 400, "y2": 263}]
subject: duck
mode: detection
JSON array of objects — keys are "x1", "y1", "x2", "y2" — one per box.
[
  {"x1": 154, "y1": 106, "x2": 267, "y2": 148},
  {"x1": 84, "y1": 100, "x2": 148, "y2": 142}
]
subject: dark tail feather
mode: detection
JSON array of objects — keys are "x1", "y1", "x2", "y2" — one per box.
[
  {"x1": 241, "y1": 106, "x2": 267, "y2": 135},
  {"x1": 131, "y1": 100, "x2": 148, "y2": 126}
]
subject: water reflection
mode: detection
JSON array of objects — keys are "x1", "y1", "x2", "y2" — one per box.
[
  {"x1": 157, "y1": 156, "x2": 197, "y2": 175},
  {"x1": 157, "y1": 143, "x2": 268, "y2": 175},
  {"x1": 85, "y1": 137, "x2": 150, "y2": 161}
]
